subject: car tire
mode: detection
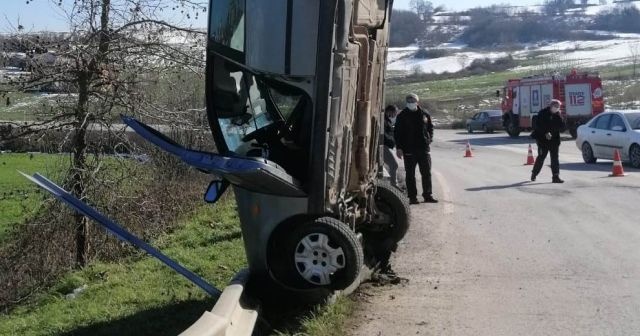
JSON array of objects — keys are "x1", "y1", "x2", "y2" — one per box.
[
  {"x1": 507, "y1": 124, "x2": 520, "y2": 138},
  {"x1": 582, "y1": 142, "x2": 597, "y2": 164},
  {"x1": 273, "y1": 217, "x2": 363, "y2": 291},
  {"x1": 630, "y1": 144, "x2": 640, "y2": 168},
  {"x1": 467, "y1": 125, "x2": 473, "y2": 133},
  {"x1": 372, "y1": 180, "x2": 411, "y2": 243},
  {"x1": 362, "y1": 180, "x2": 411, "y2": 268}
]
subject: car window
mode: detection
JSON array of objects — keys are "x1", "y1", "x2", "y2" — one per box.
[
  {"x1": 488, "y1": 111, "x2": 502, "y2": 117},
  {"x1": 472, "y1": 113, "x2": 479, "y2": 119},
  {"x1": 624, "y1": 113, "x2": 640, "y2": 130},
  {"x1": 594, "y1": 114, "x2": 611, "y2": 130},
  {"x1": 609, "y1": 114, "x2": 626, "y2": 131},
  {"x1": 479, "y1": 113, "x2": 486, "y2": 119}
]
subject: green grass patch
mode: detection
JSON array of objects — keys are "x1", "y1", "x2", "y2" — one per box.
[
  {"x1": 275, "y1": 296, "x2": 355, "y2": 336},
  {"x1": 0, "y1": 153, "x2": 63, "y2": 242},
  {"x1": 0, "y1": 199, "x2": 246, "y2": 336},
  {"x1": 0, "y1": 92, "x2": 57, "y2": 122}
]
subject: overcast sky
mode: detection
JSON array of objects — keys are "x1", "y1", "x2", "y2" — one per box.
[{"x1": 0, "y1": 0, "x2": 543, "y2": 32}]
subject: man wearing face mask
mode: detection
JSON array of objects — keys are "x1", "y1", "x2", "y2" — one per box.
[
  {"x1": 383, "y1": 105, "x2": 400, "y2": 188},
  {"x1": 531, "y1": 99, "x2": 566, "y2": 183},
  {"x1": 394, "y1": 93, "x2": 438, "y2": 204}
]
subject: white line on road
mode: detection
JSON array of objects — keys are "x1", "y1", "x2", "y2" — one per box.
[{"x1": 434, "y1": 170, "x2": 454, "y2": 215}]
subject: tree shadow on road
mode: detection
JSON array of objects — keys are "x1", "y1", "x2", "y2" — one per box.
[
  {"x1": 448, "y1": 134, "x2": 575, "y2": 147},
  {"x1": 465, "y1": 180, "x2": 536, "y2": 191},
  {"x1": 559, "y1": 162, "x2": 614, "y2": 172}
]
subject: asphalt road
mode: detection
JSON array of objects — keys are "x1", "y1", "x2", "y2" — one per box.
[{"x1": 349, "y1": 129, "x2": 640, "y2": 336}]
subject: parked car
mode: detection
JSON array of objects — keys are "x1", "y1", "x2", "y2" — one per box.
[
  {"x1": 576, "y1": 110, "x2": 640, "y2": 168},
  {"x1": 466, "y1": 110, "x2": 504, "y2": 133}
]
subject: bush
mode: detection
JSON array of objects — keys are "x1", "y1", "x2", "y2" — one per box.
[
  {"x1": 466, "y1": 55, "x2": 518, "y2": 74},
  {"x1": 390, "y1": 10, "x2": 423, "y2": 47},
  {"x1": 414, "y1": 48, "x2": 451, "y2": 59},
  {"x1": 451, "y1": 119, "x2": 467, "y2": 129},
  {"x1": 591, "y1": 6, "x2": 640, "y2": 33}
]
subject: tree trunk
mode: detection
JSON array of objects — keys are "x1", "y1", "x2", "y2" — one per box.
[
  {"x1": 71, "y1": 0, "x2": 111, "y2": 268},
  {"x1": 71, "y1": 74, "x2": 90, "y2": 268}
]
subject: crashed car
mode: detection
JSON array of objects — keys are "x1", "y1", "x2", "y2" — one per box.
[{"x1": 34, "y1": 0, "x2": 410, "y2": 295}]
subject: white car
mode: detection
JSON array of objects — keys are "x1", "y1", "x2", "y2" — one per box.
[{"x1": 576, "y1": 110, "x2": 640, "y2": 168}]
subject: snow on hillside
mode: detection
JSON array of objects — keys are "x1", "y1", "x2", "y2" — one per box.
[
  {"x1": 388, "y1": 24, "x2": 640, "y2": 75},
  {"x1": 388, "y1": 34, "x2": 640, "y2": 75},
  {"x1": 583, "y1": 1, "x2": 640, "y2": 15},
  {"x1": 387, "y1": 48, "x2": 508, "y2": 74}
]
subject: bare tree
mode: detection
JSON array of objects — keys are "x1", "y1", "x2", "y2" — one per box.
[
  {"x1": 457, "y1": 54, "x2": 469, "y2": 71},
  {"x1": 1, "y1": 0, "x2": 207, "y2": 267},
  {"x1": 630, "y1": 42, "x2": 640, "y2": 77}
]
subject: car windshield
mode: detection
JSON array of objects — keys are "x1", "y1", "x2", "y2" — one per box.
[
  {"x1": 624, "y1": 113, "x2": 640, "y2": 130},
  {"x1": 209, "y1": 56, "x2": 303, "y2": 154}
]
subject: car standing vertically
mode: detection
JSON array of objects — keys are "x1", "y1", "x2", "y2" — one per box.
[
  {"x1": 576, "y1": 110, "x2": 640, "y2": 168},
  {"x1": 119, "y1": 0, "x2": 410, "y2": 294}
]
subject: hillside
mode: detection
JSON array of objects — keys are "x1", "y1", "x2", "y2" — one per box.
[{"x1": 389, "y1": 1, "x2": 640, "y2": 75}]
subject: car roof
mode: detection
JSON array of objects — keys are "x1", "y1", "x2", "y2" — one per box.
[
  {"x1": 479, "y1": 110, "x2": 502, "y2": 114},
  {"x1": 602, "y1": 110, "x2": 640, "y2": 114}
]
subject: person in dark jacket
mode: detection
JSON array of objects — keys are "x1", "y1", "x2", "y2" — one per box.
[
  {"x1": 383, "y1": 105, "x2": 399, "y2": 187},
  {"x1": 531, "y1": 99, "x2": 566, "y2": 183},
  {"x1": 394, "y1": 93, "x2": 438, "y2": 204}
]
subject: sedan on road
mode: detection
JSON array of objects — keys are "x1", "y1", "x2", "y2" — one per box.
[
  {"x1": 466, "y1": 110, "x2": 504, "y2": 133},
  {"x1": 576, "y1": 110, "x2": 640, "y2": 168}
]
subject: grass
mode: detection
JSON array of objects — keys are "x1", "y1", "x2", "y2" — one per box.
[
  {"x1": 0, "y1": 198, "x2": 246, "y2": 336},
  {"x1": 0, "y1": 92, "x2": 57, "y2": 122},
  {"x1": 0, "y1": 152, "x2": 63, "y2": 242},
  {"x1": 275, "y1": 296, "x2": 355, "y2": 336}
]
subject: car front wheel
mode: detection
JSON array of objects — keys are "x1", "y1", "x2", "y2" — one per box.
[
  {"x1": 630, "y1": 144, "x2": 640, "y2": 168},
  {"x1": 582, "y1": 142, "x2": 597, "y2": 164},
  {"x1": 270, "y1": 217, "x2": 363, "y2": 290}
]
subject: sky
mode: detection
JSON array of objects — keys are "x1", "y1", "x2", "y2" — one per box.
[{"x1": 0, "y1": 0, "x2": 544, "y2": 32}]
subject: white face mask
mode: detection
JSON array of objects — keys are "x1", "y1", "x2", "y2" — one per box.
[
  {"x1": 407, "y1": 103, "x2": 418, "y2": 111},
  {"x1": 551, "y1": 106, "x2": 560, "y2": 113},
  {"x1": 390, "y1": 116, "x2": 397, "y2": 124}
]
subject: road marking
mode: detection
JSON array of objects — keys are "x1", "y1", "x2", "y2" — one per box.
[{"x1": 434, "y1": 170, "x2": 454, "y2": 215}]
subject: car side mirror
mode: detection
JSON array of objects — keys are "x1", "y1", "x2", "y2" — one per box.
[
  {"x1": 612, "y1": 125, "x2": 626, "y2": 132},
  {"x1": 204, "y1": 179, "x2": 230, "y2": 204}
]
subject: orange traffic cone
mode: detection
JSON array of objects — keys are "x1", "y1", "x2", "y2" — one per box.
[
  {"x1": 464, "y1": 141, "x2": 473, "y2": 158},
  {"x1": 524, "y1": 144, "x2": 536, "y2": 165},
  {"x1": 610, "y1": 149, "x2": 625, "y2": 177}
]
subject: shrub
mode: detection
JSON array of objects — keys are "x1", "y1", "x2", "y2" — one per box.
[{"x1": 414, "y1": 48, "x2": 451, "y2": 59}]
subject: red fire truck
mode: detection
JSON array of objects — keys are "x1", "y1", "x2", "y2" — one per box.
[{"x1": 500, "y1": 70, "x2": 604, "y2": 138}]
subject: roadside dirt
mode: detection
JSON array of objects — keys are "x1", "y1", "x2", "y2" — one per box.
[{"x1": 347, "y1": 197, "x2": 453, "y2": 336}]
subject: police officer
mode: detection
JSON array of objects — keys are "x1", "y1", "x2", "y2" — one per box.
[
  {"x1": 531, "y1": 99, "x2": 566, "y2": 183},
  {"x1": 383, "y1": 104, "x2": 399, "y2": 188},
  {"x1": 394, "y1": 93, "x2": 438, "y2": 204}
]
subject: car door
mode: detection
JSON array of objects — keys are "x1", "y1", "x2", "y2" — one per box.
[
  {"x1": 589, "y1": 114, "x2": 612, "y2": 158},
  {"x1": 470, "y1": 113, "x2": 480, "y2": 130},
  {"x1": 604, "y1": 113, "x2": 628, "y2": 159},
  {"x1": 480, "y1": 112, "x2": 490, "y2": 130},
  {"x1": 121, "y1": 116, "x2": 306, "y2": 197}
]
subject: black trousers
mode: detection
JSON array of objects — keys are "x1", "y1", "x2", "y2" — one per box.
[
  {"x1": 532, "y1": 142, "x2": 560, "y2": 177},
  {"x1": 403, "y1": 151, "x2": 432, "y2": 199}
]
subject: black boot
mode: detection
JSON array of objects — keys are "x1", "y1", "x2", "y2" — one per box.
[
  {"x1": 409, "y1": 198, "x2": 420, "y2": 205},
  {"x1": 424, "y1": 196, "x2": 439, "y2": 203},
  {"x1": 531, "y1": 172, "x2": 536, "y2": 182},
  {"x1": 552, "y1": 176, "x2": 564, "y2": 183}
]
